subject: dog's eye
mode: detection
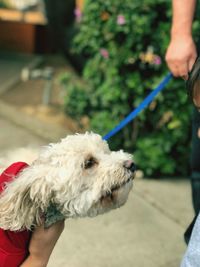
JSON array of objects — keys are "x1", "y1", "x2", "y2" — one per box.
[{"x1": 84, "y1": 157, "x2": 97, "y2": 169}]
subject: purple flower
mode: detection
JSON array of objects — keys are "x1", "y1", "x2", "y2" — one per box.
[
  {"x1": 74, "y1": 8, "x2": 82, "y2": 22},
  {"x1": 100, "y1": 48, "x2": 109, "y2": 59},
  {"x1": 117, "y1": 15, "x2": 126, "y2": 25},
  {"x1": 153, "y1": 55, "x2": 162, "y2": 66}
]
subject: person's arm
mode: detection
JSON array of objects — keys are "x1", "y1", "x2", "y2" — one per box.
[
  {"x1": 20, "y1": 220, "x2": 64, "y2": 267},
  {"x1": 165, "y1": 0, "x2": 197, "y2": 79}
]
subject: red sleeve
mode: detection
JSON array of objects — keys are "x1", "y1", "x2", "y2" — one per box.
[
  {"x1": 0, "y1": 162, "x2": 31, "y2": 267},
  {"x1": 0, "y1": 162, "x2": 29, "y2": 193}
]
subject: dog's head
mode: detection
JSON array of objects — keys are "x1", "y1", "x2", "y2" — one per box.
[
  {"x1": 37, "y1": 132, "x2": 135, "y2": 218},
  {"x1": 0, "y1": 132, "x2": 135, "y2": 230}
]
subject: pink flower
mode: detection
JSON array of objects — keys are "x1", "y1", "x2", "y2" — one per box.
[
  {"x1": 117, "y1": 15, "x2": 126, "y2": 25},
  {"x1": 74, "y1": 8, "x2": 82, "y2": 22},
  {"x1": 100, "y1": 48, "x2": 109, "y2": 59},
  {"x1": 153, "y1": 55, "x2": 162, "y2": 66}
]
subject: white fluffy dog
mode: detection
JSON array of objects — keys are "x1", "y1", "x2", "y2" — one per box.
[{"x1": 0, "y1": 132, "x2": 135, "y2": 231}]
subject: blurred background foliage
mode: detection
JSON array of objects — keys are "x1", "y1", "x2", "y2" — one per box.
[{"x1": 60, "y1": 0, "x2": 200, "y2": 177}]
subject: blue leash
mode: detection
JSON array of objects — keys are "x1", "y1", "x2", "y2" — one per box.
[{"x1": 103, "y1": 72, "x2": 173, "y2": 141}]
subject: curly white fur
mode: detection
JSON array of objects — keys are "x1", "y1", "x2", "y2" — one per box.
[{"x1": 0, "y1": 132, "x2": 135, "y2": 231}]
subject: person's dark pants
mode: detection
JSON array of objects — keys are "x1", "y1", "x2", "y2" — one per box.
[
  {"x1": 184, "y1": 108, "x2": 200, "y2": 244},
  {"x1": 191, "y1": 108, "x2": 200, "y2": 215},
  {"x1": 43, "y1": 0, "x2": 75, "y2": 52}
]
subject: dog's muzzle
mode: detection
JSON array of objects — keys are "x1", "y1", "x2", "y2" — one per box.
[{"x1": 123, "y1": 160, "x2": 136, "y2": 173}]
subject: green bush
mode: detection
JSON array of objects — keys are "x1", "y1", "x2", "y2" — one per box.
[{"x1": 62, "y1": 0, "x2": 200, "y2": 177}]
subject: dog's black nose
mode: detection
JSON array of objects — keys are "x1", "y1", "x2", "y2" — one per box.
[{"x1": 123, "y1": 160, "x2": 136, "y2": 172}]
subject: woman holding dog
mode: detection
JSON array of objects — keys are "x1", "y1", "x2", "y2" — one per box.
[{"x1": 166, "y1": 0, "x2": 200, "y2": 266}]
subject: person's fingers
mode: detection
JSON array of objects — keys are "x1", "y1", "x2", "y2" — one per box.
[
  {"x1": 165, "y1": 54, "x2": 183, "y2": 77},
  {"x1": 167, "y1": 58, "x2": 195, "y2": 79},
  {"x1": 182, "y1": 74, "x2": 188, "y2": 81},
  {"x1": 178, "y1": 62, "x2": 190, "y2": 80},
  {"x1": 178, "y1": 62, "x2": 189, "y2": 77},
  {"x1": 166, "y1": 61, "x2": 180, "y2": 77}
]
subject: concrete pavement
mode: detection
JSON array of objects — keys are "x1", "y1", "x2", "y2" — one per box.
[
  {"x1": 0, "y1": 117, "x2": 46, "y2": 150},
  {"x1": 0, "y1": 116, "x2": 194, "y2": 267}
]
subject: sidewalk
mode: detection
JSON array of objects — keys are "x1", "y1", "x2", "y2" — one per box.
[
  {"x1": 49, "y1": 178, "x2": 193, "y2": 267},
  {"x1": 0, "y1": 115, "x2": 194, "y2": 267}
]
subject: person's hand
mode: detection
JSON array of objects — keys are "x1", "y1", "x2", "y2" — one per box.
[
  {"x1": 20, "y1": 220, "x2": 65, "y2": 267},
  {"x1": 165, "y1": 35, "x2": 197, "y2": 79}
]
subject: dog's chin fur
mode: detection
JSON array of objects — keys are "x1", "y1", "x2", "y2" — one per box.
[
  {"x1": 0, "y1": 132, "x2": 135, "y2": 231},
  {"x1": 87, "y1": 179, "x2": 133, "y2": 217}
]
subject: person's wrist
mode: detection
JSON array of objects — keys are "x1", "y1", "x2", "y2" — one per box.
[
  {"x1": 171, "y1": 28, "x2": 192, "y2": 40},
  {"x1": 20, "y1": 255, "x2": 47, "y2": 267}
]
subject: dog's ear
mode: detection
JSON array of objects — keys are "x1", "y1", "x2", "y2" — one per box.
[{"x1": 0, "y1": 167, "x2": 53, "y2": 231}]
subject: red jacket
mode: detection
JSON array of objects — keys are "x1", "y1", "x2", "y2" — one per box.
[{"x1": 0, "y1": 162, "x2": 31, "y2": 267}]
